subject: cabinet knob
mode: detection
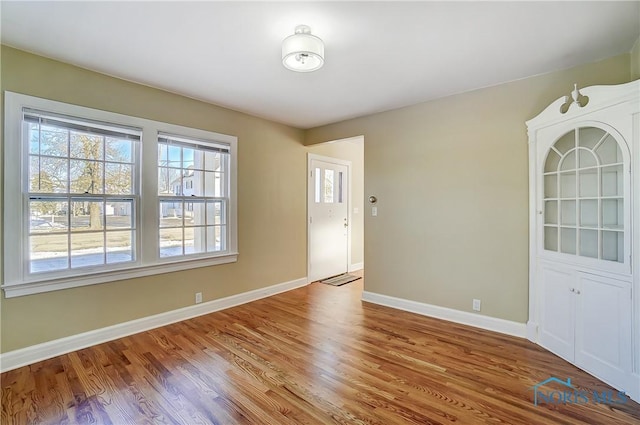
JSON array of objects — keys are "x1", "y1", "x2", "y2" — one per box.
[
  {"x1": 575, "y1": 290, "x2": 581, "y2": 295},
  {"x1": 570, "y1": 288, "x2": 575, "y2": 292}
]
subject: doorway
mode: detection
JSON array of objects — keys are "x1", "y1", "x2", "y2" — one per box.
[{"x1": 308, "y1": 154, "x2": 350, "y2": 282}]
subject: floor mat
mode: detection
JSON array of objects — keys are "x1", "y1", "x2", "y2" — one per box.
[{"x1": 319, "y1": 273, "x2": 362, "y2": 286}]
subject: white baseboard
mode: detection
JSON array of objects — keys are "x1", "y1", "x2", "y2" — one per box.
[
  {"x1": 0, "y1": 277, "x2": 308, "y2": 373},
  {"x1": 630, "y1": 373, "x2": 640, "y2": 403},
  {"x1": 526, "y1": 321, "x2": 538, "y2": 343},
  {"x1": 362, "y1": 291, "x2": 527, "y2": 338},
  {"x1": 349, "y1": 262, "x2": 364, "y2": 272}
]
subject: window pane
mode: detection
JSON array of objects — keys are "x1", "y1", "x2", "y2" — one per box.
[
  {"x1": 560, "y1": 150, "x2": 576, "y2": 171},
  {"x1": 186, "y1": 171, "x2": 203, "y2": 196},
  {"x1": 30, "y1": 217, "x2": 67, "y2": 234},
  {"x1": 185, "y1": 227, "x2": 206, "y2": 255},
  {"x1": 30, "y1": 200, "x2": 68, "y2": 232},
  {"x1": 578, "y1": 169, "x2": 597, "y2": 198},
  {"x1": 106, "y1": 201, "x2": 133, "y2": 230},
  {"x1": 602, "y1": 199, "x2": 623, "y2": 230},
  {"x1": 559, "y1": 172, "x2": 576, "y2": 198},
  {"x1": 39, "y1": 124, "x2": 68, "y2": 157},
  {"x1": 204, "y1": 172, "x2": 214, "y2": 197},
  {"x1": 601, "y1": 165, "x2": 623, "y2": 197},
  {"x1": 207, "y1": 201, "x2": 225, "y2": 225},
  {"x1": 105, "y1": 137, "x2": 132, "y2": 163},
  {"x1": 71, "y1": 200, "x2": 104, "y2": 231},
  {"x1": 554, "y1": 131, "x2": 575, "y2": 154},
  {"x1": 105, "y1": 163, "x2": 132, "y2": 194},
  {"x1": 579, "y1": 200, "x2": 598, "y2": 228},
  {"x1": 183, "y1": 147, "x2": 195, "y2": 169},
  {"x1": 207, "y1": 226, "x2": 224, "y2": 252},
  {"x1": 160, "y1": 228, "x2": 183, "y2": 257},
  {"x1": 544, "y1": 201, "x2": 557, "y2": 225},
  {"x1": 579, "y1": 229, "x2": 598, "y2": 258},
  {"x1": 578, "y1": 127, "x2": 606, "y2": 150},
  {"x1": 70, "y1": 232, "x2": 105, "y2": 268},
  {"x1": 560, "y1": 200, "x2": 576, "y2": 226},
  {"x1": 158, "y1": 167, "x2": 182, "y2": 195},
  {"x1": 324, "y1": 169, "x2": 334, "y2": 203},
  {"x1": 106, "y1": 231, "x2": 133, "y2": 264},
  {"x1": 193, "y1": 149, "x2": 205, "y2": 170},
  {"x1": 185, "y1": 201, "x2": 205, "y2": 226},
  {"x1": 28, "y1": 122, "x2": 40, "y2": 154},
  {"x1": 158, "y1": 143, "x2": 168, "y2": 163},
  {"x1": 160, "y1": 201, "x2": 183, "y2": 226},
  {"x1": 544, "y1": 174, "x2": 557, "y2": 198},
  {"x1": 544, "y1": 226, "x2": 558, "y2": 252},
  {"x1": 578, "y1": 149, "x2": 597, "y2": 168},
  {"x1": 595, "y1": 134, "x2": 622, "y2": 165},
  {"x1": 602, "y1": 231, "x2": 623, "y2": 262},
  {"x1": 70, "y1": 132, "x2": 103, "y2": 160},
  {"x1": 167, "y1": 145, "x2": 181, "y2": 168},
  {"x1": 204, "y1": 172, "x2": 224, "y2": 197},
  {"x1": 204, "y1": 151, "x2": 220, "y2": 170},
  {"x1": 30, "y1": 156, "x2": 68, "y2": 193},
  {"x1": 544, "y1": 150, "x2": 561, "y2": 173},
  {"x1": 338, "y1": 172, "x2": 343, "y2": 203},
  {"x1": 30, "y1": 234, "x2": 68, "y2": 273},
  {"x1": 314, "y1": 167, "x2": 321, "y2": 203},
  {"x1": 560, "y1": 228, "x2": 576, "y2": 255},
  {"x1": 70, "y1": 160, "x2": 104, "y2": 194}
]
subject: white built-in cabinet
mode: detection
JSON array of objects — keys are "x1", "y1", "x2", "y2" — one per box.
[{"x1": 527, "y1": 81, "x2": 639, "y2": 403}]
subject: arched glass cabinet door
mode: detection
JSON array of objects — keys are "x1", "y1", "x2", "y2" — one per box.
[{"x1": 542, "y1": 127, "x2": 627, "y2": 264}]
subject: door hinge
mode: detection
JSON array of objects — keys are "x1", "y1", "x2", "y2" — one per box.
[{"x1": 309, "y1": 216, "x2": 313, "y2": 224}]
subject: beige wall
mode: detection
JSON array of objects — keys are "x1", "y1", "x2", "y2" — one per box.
[
  {"x1": 632, "y1": 36, "x2": 640, "y2": 80},
  {"x1": 0, "y1": 46, "x2": 307, "y2": 352},
  {"x1": 307, "y1": 138, "x2": 365, "y2": 267},
  {"x1": 306, "y1": 54, "x2": 632, "y2": 323},
  {"x1": 0, "y1": 45, "x2": 634, "y2": 354}
]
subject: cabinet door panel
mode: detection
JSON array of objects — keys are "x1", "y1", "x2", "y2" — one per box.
[
  {"x1": 539, "y1": 266, "x2": 575, "y2": 362},
  {"x1": 575, "y1": 273, "x2": 632, "y2": 392}
]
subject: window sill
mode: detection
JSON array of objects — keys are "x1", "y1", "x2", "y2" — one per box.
[{"x1": 1, "y1": 253, "x2": 238, "y2": 298}]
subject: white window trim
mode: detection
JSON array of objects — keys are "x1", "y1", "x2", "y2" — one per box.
[{"x1": 3, "y1": 92, "x2": 238, "y2": 298}]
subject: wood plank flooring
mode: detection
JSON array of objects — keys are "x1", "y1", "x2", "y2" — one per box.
[{"x1": 2, "y1": 271, "x2": 640, "y2": 424}]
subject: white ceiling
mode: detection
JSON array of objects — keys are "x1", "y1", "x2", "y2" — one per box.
[{"x1": 2, "y1": 1, "x2": 639, "y2": 129}]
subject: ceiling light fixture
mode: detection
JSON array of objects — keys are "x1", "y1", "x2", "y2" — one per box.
[{"x1": 282, "y1": 25, "x2": 324, "y2": 72}]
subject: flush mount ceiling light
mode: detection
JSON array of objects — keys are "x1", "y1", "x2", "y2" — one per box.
[{"x1": 282, "y1": 25, "x2": 324, "y2": 72}]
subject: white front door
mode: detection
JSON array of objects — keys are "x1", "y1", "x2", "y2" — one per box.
[{"x1": 308, "y1": 155, "x2": 349, "y2": 281}]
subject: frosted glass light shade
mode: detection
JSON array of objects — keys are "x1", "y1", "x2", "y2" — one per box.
[{"x1": 282, "y1": 25, "x2": 324, "y2": 72}]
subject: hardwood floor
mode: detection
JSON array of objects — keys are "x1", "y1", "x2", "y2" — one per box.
[{"x1": 2, "y1": 272, "x2": 639, "y2": 424}]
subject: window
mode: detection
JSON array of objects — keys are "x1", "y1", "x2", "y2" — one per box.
[
  {"x1": 314, "y1": 167, "x2": 344, "y2": 204},
  {"x1": 158, "y1": 135, "x2": 229, "y2": 258},
  {"x1": 26, "y1": 110, "x2": 139, "y2": 274},
  {"x1": 3, "y1": 92, "x2": 238, "y2": 297}
]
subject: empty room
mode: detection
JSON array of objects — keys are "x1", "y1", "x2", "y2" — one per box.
[{"x1": 1, "y1": 2, "x2": 640, "y2": 424}]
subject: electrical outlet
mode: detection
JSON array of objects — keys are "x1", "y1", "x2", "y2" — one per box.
[
  {"x1": 472, "y1": 299, "x2": 481, "y2": 312},
  {"x1": 195, "y1": 292, "x2": 203, "y2": 304}
]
